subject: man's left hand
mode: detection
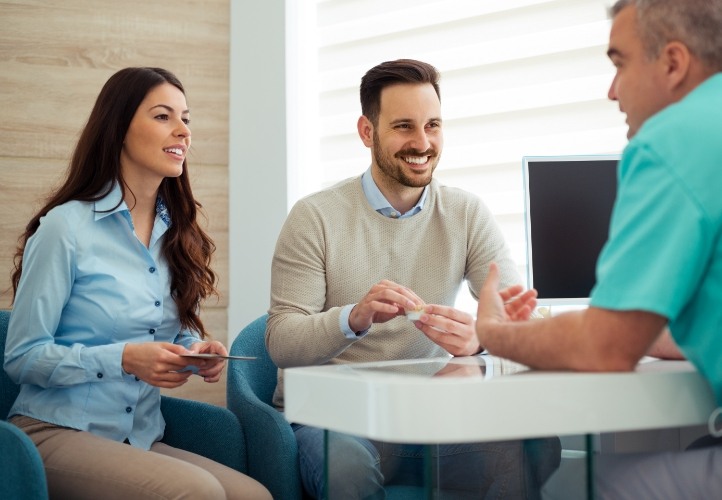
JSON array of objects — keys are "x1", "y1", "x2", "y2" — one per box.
[{"x1": 413, "y1": 305, "x2": 480, "y2": 356}]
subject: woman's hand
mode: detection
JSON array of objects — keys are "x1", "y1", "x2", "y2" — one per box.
[
  {"x1": 121, "y1": 342, "x2": 194, "y2": 388},
  {"x1": 186, "y1": 340, "x2": 228, "y2": 383}
]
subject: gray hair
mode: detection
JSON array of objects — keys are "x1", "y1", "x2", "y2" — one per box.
[{"x1": 610, "y1": 0, "x2": 722, "y2": 71}]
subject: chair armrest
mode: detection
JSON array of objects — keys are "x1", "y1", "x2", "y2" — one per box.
[
  {"x1": 160, "y1": 395, "x2": 247, "y2": 473},
  {"x1": 227, "y1": 377, "x2": 302, "y2": 499},
  {"x1": 0, "y1": 419, "x2": 48, "y2": 499}
]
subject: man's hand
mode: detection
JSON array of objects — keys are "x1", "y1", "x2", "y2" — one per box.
[
  {"x1": 476, "y1": 262, "x2": 537, "y2": 346},
  {"x1": 500, "y1": 284, "x2": 538, "y2": 321},
  {"x1": 348, "y1": 279, "x2": 424, "y2": 333},
  {"x1": 413, "y1": 304, "x2": 480, "y2": 356},
  {"x1": 413, "y1": 264, "x2": 537, "y2": 356}
]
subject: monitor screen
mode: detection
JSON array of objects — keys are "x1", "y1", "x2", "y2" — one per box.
[{"x1": 522, "y1": 155, "x2": 620, "y2": 305}]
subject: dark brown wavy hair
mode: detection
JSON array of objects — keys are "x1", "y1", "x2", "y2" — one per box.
[{"x1": 11, "y1": 67, "x2": 217, "y2": 338}]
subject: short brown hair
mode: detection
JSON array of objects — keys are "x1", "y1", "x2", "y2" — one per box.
[{"x1": 360, "y1": 59, "x2": 441, "y2": 125}]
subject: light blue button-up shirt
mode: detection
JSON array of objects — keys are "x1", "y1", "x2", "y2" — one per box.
[
  {"x1": 361, "y1": 167, "x2": 427, "y2": 219},
  {"x1": 4, "y1": 183, "x2": 201, "y2": 449},
  {"x1": 338, "y1": 168, "x2": 429, "y2": 337}
]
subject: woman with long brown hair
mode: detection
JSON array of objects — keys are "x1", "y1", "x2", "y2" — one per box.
[{"x1": 4, "y1": 67, "x2": 270, "y2": 499}]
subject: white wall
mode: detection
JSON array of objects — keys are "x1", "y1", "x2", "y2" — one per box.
[{"x1": 228, "y1": 1, "x2": 289, "y2": 339}]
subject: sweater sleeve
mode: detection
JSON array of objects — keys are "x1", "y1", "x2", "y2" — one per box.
[
  {"x1": 463, "y1": 195, "x2": 523, "y2": 299},
  {"x1": 266, "y1": 199, "x2": 360, "y2": 368}
]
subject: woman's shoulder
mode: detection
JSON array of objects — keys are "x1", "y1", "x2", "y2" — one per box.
[
  {"x1": 40, "y1": 200, "x2": 95, "y2": 234},
  {"x1": 45, "y1": 199, "x2": 93, "y2": 220}
]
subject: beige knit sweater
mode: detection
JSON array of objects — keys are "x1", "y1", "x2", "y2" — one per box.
[{"x1": 267, "y1": 176, "x2": 522, "y2": 410}]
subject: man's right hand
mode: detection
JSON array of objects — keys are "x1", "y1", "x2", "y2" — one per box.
[{"x1": 348, "y1": 279, "x2": 424, "y2": 333}]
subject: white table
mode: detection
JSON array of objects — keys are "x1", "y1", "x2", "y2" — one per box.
[{"x1": 284, "y1": 356, "x2": 716, "y2": 444}]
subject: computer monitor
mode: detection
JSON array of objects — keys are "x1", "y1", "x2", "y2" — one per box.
[{"x1": 522, "y1": 154, "x2": 620, "y2": 305}]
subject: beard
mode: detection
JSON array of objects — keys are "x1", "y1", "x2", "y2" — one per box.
[{"x1": 372, "y1": 130, "x2": 440, "y2": 188}]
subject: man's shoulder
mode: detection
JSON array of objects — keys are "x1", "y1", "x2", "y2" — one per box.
[
  {"x1": 430, "y1": 180, "x2": 485, "y2": 210},
  {"x1": 286, "y1": 176, "x2": 362, "y2": 224},
  {"x1": 296, "y1": 176, "x2": 360, "y2": 206},
  {"x1": 630, "y1": 78, "x2": 722, "y2": 183},
  {"x1": 641, "y1": 74, "x2": 722, "y2": 141}
]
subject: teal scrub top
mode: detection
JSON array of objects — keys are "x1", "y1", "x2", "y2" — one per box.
[{"x1": 591, "y1": 73, "x2": 722, "y2": 406}]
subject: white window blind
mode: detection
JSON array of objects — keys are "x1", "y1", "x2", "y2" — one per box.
[{"x1": 288, "y1": 0, "x2": 627, "y2": 313}]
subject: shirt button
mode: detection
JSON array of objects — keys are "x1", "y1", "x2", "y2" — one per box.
[
  {"x1": 149, "y1": 267, "x2": 156, "y2": 273},
  {"x1": 154, "y1": 301, "x2": 161, "y2": 307},
  {"x1": 126, "y1": 407, "x2": 132, "y2": 413},
  {"x1": 97, "y1": 373, "x2": 103, "y2": 379},
  {"x1": 149, "y1": 328, "x2": 156, "y2": 335},
  {"x1": 135, "y1": 376, "x2": 140, "y2": 382}
]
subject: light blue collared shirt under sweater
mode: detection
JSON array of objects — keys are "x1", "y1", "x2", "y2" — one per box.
[{"x1": 338, "y1": 168, "x2": 429, "y2": 337}]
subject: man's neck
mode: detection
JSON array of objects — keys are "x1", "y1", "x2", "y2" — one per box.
[{"x1": 370, "y1": 167, "x2": 424, "y2": 215}]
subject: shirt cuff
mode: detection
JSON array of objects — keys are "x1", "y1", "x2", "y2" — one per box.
[{"x1": 339, "y1": 304, "x2": 370, "y2": 339}]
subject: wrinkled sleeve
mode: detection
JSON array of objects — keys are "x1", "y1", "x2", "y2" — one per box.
[
  {"x1": 4, "y1": 210, "x2": 125, "y2": 387},
  {"x1": 464, "y1": 196, "x2": 524, "y2": 300}
]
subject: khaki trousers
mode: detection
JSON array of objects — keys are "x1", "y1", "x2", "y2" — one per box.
[{"x1": 11, "y1": 415, "x2": 271, "y2": 500}]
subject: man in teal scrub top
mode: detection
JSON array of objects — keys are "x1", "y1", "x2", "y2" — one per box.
[{"x1": 475, "y1": 0, "x2": 722, "y2": 498}]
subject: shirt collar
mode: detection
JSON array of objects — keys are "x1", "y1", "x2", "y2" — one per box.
[
  {"x1": 361, "y1": 167, "x2": 428, "y2": 219},
  {"x1": 93, "y1": 182, "x2": 171, "y2": 229},
  {"x1": 94, "y1": 182, "x2": 128, "y2": 221},
  {"x1": 155, "y1": 197, "x2": 171, "y2": 228}
]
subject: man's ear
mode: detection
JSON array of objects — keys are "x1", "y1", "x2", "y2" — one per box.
[
  {"x1": 660, "y1": 41, "x2": 691, "y2": 91},
  {"x1": 357, "y1": 115, "x2": 374, "y2": 148}
]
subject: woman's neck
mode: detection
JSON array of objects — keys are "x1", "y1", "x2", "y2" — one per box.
[{"x1": 123, "y1": 179, "x2": 161, "y2": 248}]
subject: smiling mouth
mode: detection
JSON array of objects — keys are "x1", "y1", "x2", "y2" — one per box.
[
  {"x1": 163, "y1": 147, "x2": 185, "y2": 160},
  {"x1": 398, "y1": 149, "x2": 437, "y2": 166},
  {"x1": 403, "y1": 155, "x2": 430, "y2": 165}
]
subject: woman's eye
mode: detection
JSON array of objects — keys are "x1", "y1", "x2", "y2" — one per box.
[
  {"x1": 182, "y1": 118, "x2": 191, "y2": 125},
  {"x1": 155, "y1": 114, "x2": 169, "y2": 121}
]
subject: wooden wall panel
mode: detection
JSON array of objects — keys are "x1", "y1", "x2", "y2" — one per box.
[
  {"x1": 0, "y1": 0, "x2": 230, "y2": 405},
  {"x1": 0, "y1": 0, "x2": 230, "y2": 165},
  {"x1": 0, "y1": 158, "x2": 67, "y2": 307}
]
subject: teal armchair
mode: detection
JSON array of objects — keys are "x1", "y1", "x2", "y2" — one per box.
[
  {"x1": 226, "y1": 314, "x2": 428, "y2": 500},
  {"x1": 0, "y1": 418, "x2": 47, "y2": 500},
  {"x1": 227, "y1": 314, "x2": 303, "y2": 500}
]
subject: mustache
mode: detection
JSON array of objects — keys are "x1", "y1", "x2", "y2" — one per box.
[{"x1": 394, "y1": 148, "x2": 439, "y2": 158}]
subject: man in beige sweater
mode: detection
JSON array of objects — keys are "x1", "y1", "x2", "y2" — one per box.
[{"x1": 267, "y1": 59, "x2": 559, "y2": 499}]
